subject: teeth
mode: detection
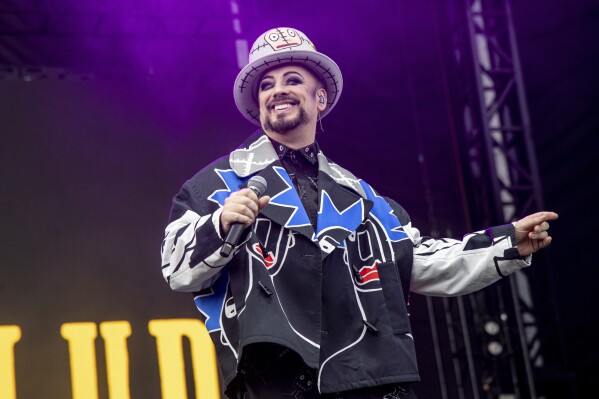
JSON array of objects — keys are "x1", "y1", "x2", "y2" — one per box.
[{"x1": 274, "y1": 103, "x2": 292, "y2": 111}]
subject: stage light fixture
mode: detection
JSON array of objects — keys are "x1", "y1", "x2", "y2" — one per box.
[
  {"x1": 487, "y1": 341, "x2": 504, "y2": 356},
  {"x1": 484, "y1": 320, "x2": 500, "y2": 336}
]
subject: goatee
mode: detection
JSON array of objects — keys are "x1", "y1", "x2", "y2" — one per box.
[{"x1": 265, "y1": 107, "x2": 309, "y2": 133}]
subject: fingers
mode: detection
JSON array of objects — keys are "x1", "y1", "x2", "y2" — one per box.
[
  {"x1": 528, "y1": 219, "x2": 552, "y2": 240},
  {"x1": 230, "y1": 188, "x2": 260, "y2": 203},
  {"x1": 221, "y1": 210, "x2": 254, "y2": 229},
  {"x1": 516, "y1": 211, "x2": 559, "y2": 231},
  {"x1": 535, "y1": 236, "x2": 553, "y2": 252},
  {"x1": 541, "y1": 236, "x2": 553, "y2": 249},
  {"x1": 223, "y1": 202, "x2": 257, "y2": 221},
  {"x1": 529, "y1": 211, "x2": 559, "y2": 225},
  {"x1": 529, "y1": 221, "x2": 550, "y2": 238},
  {"x1": 220, "y1": 189, "x2": 269, "y2": 234},
  {"x1": 225, "y1": 191, "x2": 259, "y2": 214},
  {"x1": 534, "y1": 221, "x2": 550, "y2": 232},
  {"x1": 528, "y1": 230, "x2": 549, "y2": 240}
]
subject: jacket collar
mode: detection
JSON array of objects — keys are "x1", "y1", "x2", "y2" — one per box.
[
  {"x1": 229, "y1": 131, "x2": 373, "y2": 256},
  {"x1": 229, "y1": 132, "x2": 279, "y2": 177},
  {"x1": 271, "y1": 138, "x2": 319, "y2": 165}
]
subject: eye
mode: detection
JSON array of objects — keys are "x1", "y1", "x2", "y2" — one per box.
[
  {"x1": 259, "y1": 81, "x2": 273, "y2": 91},
  {"x1": 287, "y1": 29, "x2": 296, "y2": 37},
  {"x1": 269, "y1": 33, "x2": 279, "y2": 41},
  {"x1": 287, "y1": 77, "x2": 302, "y2": 85}
]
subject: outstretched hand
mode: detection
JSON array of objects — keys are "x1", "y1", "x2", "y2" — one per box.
[{"x1": 514, "y1": 211, "x2": 559, "y2": 257}]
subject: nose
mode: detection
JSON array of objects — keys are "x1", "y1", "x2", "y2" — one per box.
[{"x1": 272, "y1": 80, "x2": 289, "y2": 97}]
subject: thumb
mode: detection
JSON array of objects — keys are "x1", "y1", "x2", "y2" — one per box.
[{"x1": 258, "y1": 196, "x2": 271, "y2": 210}]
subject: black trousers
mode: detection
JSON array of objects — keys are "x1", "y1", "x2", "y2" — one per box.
[{"x1": 236, "y1": 343, "x2": 417, "y2": 399}]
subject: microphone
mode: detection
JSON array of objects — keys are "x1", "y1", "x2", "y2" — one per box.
[{"x1": 219, "y1": 176, "x2": 268, "y2": 257}]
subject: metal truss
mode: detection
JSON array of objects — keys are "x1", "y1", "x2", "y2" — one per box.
[
  {"x1": 398, "y1": 0, "x2": 551, "y2": 395},
  {"x1": 464, "y1": 0, "x2": 543, "y2": 394},
  {"x1": 464, "y1": 0, "x2": 544, "y2": 223},
  {"x1": 442, "y1": 0, "x2": 560, "y2": 397}
]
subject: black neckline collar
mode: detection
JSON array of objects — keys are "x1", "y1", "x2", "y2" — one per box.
[{"x1": 270, "y1": 137, "x2": 319, "y2": 165}]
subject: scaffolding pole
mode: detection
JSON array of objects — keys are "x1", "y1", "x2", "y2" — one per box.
[{"x1": 458, "y1": 0, "x2": 546, "y2": 396}]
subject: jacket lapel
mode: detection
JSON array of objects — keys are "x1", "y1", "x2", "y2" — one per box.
[
  {"x1": 315, "y1": 154, "x2": 373, "y2": 256},
  {"x1": 229, "y1": 132, "x2": 373, "y2": 251},
  {"x1": 256, "y1": 163, "x2": 315, "y2": 240},
  {"x1": 230, "y1": 132, "x2": 315, "y2": 241},
  {"x1": 229, "y1": 133, "x2": 279, "y2": 177}
]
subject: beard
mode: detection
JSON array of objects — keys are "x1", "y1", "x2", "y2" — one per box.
[{"x1": 263, "y1": 105, "x2": 309, "y2": 134}]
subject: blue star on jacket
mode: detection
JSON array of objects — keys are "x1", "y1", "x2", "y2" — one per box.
[
  {"x1": 316, "y1": 190, "x2": 364, "y2": 238},
  {"x1": 268, "y1": 166, "x2": 311, "y2": 228},
  {"x1": 208, "y1": 169, "x2": 249, "y2": 207},
  {"x1": 193, "y1": 272, "x2": 229, "y2": 332},
  {"x1": 359, "y1": 180, "x2": 408, "y2": 242}
]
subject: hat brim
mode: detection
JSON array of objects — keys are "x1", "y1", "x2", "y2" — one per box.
[{"x1": 233, "y1": 50, "x2": 343, "y2": 126}]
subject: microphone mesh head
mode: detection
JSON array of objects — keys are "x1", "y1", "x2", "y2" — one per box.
[{"x1": 248, "y1": 175, "x2": 267, "y2": 196}]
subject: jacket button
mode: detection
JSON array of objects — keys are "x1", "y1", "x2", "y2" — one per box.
[
  {"x1": 362, "y1": 319, "x2": 379, "y2": 334},
  {"x1": 257, "y1": 281, "x2": 273, "y2": 296}
]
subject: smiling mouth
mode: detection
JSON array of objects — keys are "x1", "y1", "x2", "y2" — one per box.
[
  {"x1": 274, "y1": 103, "x2": 294, "y2": 111},
  {"x1": 270, "y1": 100, "x2": 298, "y2": 112}
]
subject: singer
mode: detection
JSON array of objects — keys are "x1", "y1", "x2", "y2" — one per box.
[{"x1": 161, "y1": 27, "x2": 557, "y2": 399}]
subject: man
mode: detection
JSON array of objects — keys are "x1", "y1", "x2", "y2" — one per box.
[{"x1": 161, "y1": 27, "x2": 557, "y2": 398}]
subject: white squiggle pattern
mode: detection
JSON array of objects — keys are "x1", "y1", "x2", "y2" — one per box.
[
  {"x1": 271, "y1": 230, "x2": 295, "y2": 278},
  {"x1": 317, "y1": 247, "x2": 369, "y2": 391},
  {"x1": 219, "y1": 281, "x2": 239, "y2": 359},
  {"x1": 269, "y1": 274, "x2": 320, "y2": 348}
]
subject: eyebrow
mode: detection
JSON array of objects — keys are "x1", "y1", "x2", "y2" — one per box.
[{"x1": 260, "y1": 71, "x2": 304, "y2": 81}]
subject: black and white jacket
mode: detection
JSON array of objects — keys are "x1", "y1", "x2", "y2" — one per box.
[{"x1": 161, "y1": 131, "x2": 530, "y2": 396}]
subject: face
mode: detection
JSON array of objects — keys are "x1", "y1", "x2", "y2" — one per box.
[{"x1": 257, "y1": 64, "x2": 326, "y2": 135}]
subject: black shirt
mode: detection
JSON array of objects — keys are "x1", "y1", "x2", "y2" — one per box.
[{"x1": 270, "y1": 138, "x2": 319, "y2": 229}]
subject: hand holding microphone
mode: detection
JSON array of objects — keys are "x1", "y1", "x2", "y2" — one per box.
[{"x1": 219, "y1": 176, "x2": 269, "y2": 257}]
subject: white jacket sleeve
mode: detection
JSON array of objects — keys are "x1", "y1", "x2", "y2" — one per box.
[
  {"x1": 160, "y1": 180, "x2": 246, "y2": 292},
  {"x1": 405, "y1": 222, "x2": 531, "y2": 296},
  {"x1": 161, "y1": 208, "x2": 232, "y2": 292}
]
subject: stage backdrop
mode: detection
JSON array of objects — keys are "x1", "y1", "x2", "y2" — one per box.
[
  {"x1": 0, "y1": 57, "x2": 463, "y2": 398},
  {"x1": 2, "y1": 0, "x2": 597, "y2": 397},
  {"x1": 0, "y1": 77, "x2": 237, "y2": 398},
  {"x1": 0, "y1": 27, "x2": 468, "y2": 398}
]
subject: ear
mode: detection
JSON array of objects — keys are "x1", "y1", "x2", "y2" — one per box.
[{"x1": 316, "y1": 88, "x2": 327, "y2": 112}]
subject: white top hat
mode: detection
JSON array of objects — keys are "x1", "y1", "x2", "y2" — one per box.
[{"x1": 233, "y1": 27, "x2": 343, "y2": 126}]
